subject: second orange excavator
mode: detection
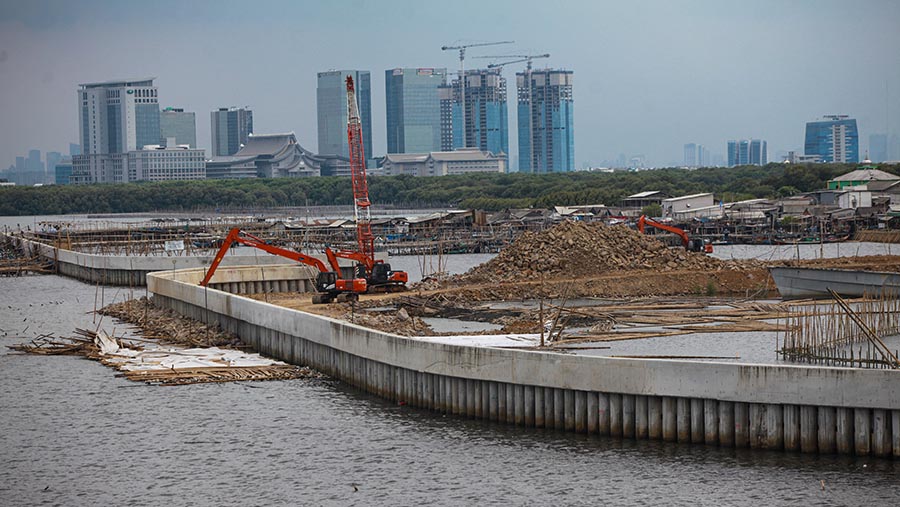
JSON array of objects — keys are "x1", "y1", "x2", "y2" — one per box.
[
  {"x1": 637, "y1": 215, "x2": 713, "y2": 253},
  {"x1": 199, "y1": 228, "x2": 367, "y2": 304}
]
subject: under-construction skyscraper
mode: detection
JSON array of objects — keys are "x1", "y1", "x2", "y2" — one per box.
[
  {"x1": 516, "y1": 69, "x2": 574, "y2": 173},
  {"x1": 439, "y1": 68, "x2": 509, "y2": 155}
]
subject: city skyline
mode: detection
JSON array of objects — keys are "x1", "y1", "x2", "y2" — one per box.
[{"x1": 1, "y1": 0, "x2": 899, "y2": 170}]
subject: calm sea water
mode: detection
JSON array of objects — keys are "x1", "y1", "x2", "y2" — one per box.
[
  {"x1": 1, "y1": 275, "x2": 899, "y2": 506},
  {"x1": 3, "y1": 214, "x2": 899, "y2": 505}
]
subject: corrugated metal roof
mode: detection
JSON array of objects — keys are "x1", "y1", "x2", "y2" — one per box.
[{"x1": 832, "y1": 168, "x2": 899, "y2": 182}]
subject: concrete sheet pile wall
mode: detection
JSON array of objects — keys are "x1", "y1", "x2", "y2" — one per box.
[
  {"x1": 148, "y1": 266, "x2": 900, "y2": 458},
  {"x1": 3, "y1": 233, "x2": 322, "y2": 288}
]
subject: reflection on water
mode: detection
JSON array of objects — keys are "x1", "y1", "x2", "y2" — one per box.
[{"x1": 1, "y1": 275, "x2": 897, "y2": 506}]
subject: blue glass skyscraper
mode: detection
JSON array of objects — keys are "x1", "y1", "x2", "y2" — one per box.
[
  {"x1": 516, "y1": 69, "x2": 574, "y2": 173},
  {"x1": 727, "y1": 139, "x2": 767, "y2": 166},
  {"x1": 805, "y1": 115, "x2": 859, "y2": 163},
  {"x1": 439, "y1": 69, "x2": 508, "y2": 156},
  {"x1": 317, "y1": 70, "x2": 371, "y2": 158},
  {"x1": 385, "y1": 68, "x2": 446, "y2": 154}
]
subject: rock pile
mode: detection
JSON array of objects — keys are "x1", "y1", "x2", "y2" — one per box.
[{"x1": 459, "y1": 221, "x2": 731, "y2": 283}]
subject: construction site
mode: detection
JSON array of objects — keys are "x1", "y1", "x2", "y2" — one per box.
[{"x1": 5, "y1": 74, "x2": 900, "y2": 458}]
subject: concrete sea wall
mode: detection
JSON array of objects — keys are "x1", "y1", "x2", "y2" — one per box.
[
  {"x1": 2, "y1": 233, "x2": 344, "y2": 288},
  {"x1": 148, "y1": 265, "x2": 900, "y2": 458}
]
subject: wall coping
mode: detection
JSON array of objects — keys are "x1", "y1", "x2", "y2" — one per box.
[{"x1": 148, "y1": 265, "x2": 900, "y2": 410}]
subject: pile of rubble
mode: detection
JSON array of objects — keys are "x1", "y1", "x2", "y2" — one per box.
[
  {"x1": 458, "y1": 221, "x2": 734, "y2": 284},
  {"x1": 344, "y1": 307, "x2": 433, "y2": 337},
  {"x1": 99, "y1": 297, "x2": 241, "y2": 348}
]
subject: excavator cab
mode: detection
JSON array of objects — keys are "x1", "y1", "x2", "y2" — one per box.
[
  {"x1": 371, "y1": 263, "x2": 392, "y2": 285},
  {"x1": 313, "y1": 271, "x2": 366, "y2": 304}
]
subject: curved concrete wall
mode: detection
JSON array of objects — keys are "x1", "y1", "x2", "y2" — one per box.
[
  {"x1": 148, "y1": 265, "x2": 900, "y2": 458},
  {"x1": 2, "y1": 233, "x2": 348, "y2": 288}
]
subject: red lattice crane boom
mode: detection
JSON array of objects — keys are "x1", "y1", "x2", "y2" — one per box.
[{"x1": 346, "y1": 75, "x2": 374, "y2": 260}]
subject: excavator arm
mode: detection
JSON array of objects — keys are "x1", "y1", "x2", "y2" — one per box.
[
  {"x1": 637, "y1": 215, "x2": 690, "y2": 248},
  {"x1": 199, "y1": 228, "x2": 328, "y2": 286}
]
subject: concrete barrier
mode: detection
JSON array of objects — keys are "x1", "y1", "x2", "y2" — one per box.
[
  {"x1": 3, "y1": 232, "x2": 357, "y2": 289},
  {"x1": 147, "y1": 264, "x2": 900, "y2": 458}
]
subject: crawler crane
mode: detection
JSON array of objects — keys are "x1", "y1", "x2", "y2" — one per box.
[{"x1": 331, "y1": 75, "x2": 408, "y2": 291}]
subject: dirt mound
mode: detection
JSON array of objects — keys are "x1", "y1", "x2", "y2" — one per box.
[{"x1": 457, "y1": 221, "x2": 732, "y2": 283}]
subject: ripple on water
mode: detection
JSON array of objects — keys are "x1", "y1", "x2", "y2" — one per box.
[{"x1": 0, "y1": 275, "x2": 897, "y2": 506}]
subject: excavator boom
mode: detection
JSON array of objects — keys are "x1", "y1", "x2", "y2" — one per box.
[
  {"x1": 200, "y1": 228, "x2": 329, "y2": 286},
  {"x1": 637, "y1": 215, "x2": 713, "y2": 253},
  {"x1": 638, "y1": 215, "x2": 689, "y2": 247}
]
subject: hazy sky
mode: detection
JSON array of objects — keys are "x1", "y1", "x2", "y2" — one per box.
[{"x1": 1, "y1": 0, "x2": 899, "y2": 169}]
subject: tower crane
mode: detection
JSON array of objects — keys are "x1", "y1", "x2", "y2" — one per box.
[
  {"x1": 441, "y1": 40, "x2": 513, "y2": 148},
  {"x1": 480, "y1": 53, "x2": 550, "y2": 173},
  {"x1": 479, "y1": 53, "x2": 550, "y2": 72}
]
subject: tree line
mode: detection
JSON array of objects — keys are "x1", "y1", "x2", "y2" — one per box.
[{"x1": 1, "y1": 163, "x2": 896, "y2": 217}]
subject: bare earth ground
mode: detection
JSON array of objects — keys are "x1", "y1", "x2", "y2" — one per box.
[{"x1": 243, "y1": 222, "x2": 900, "y2": 337}]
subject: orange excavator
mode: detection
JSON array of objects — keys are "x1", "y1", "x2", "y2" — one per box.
[
  {"x1": 637, "y1": 215, "x2": 713, "y2": 253},
  {"x1": 324, "y1": 247, "x2": 408, "y2": 292},
  {"x1": 199, "y1": 228, "x2": 367, "y2": 304}
]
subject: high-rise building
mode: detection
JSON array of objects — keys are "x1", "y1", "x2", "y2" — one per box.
[
  {"x1": 516, "y1": 69, "x2": 574, "y2": 173},
  {"x1": 160, "y1": 107, "x2": 197, "y2": 148},
  {"x1": 46, "y1": 151, "x2": 62, "y2": 183},
  {"x1": 211, "y1": 107, "x2": 253, "y2": 156},
  {"x1": 727, "y1": 139, "x2": 767, "y2": 166},
  {"x1": 55, "y1": 158, "x2": 73, "y2": 185},
  {"x1": 890, "y1": 134, "x2": 900, "y2": 161},
  {"x1": 69, "y1": 143, "x2": 81, "y2": 156},
  {"x1": 698, "y1": 145, "x2": 710, "y2": 167},
  {"x1": 317, "y1": 70, "x2": 372, "y2": 158},
  {"x1": 683, "y1": 143, "x2": 697, "y2": 166},
  {"x1": 70, "y1": 141, "x2": 205, "y2": 184},
  {"x1": 77, "y1": 78, "x2": 160, "y2": 154},
  {"x1": 869, "y1": 133, "x2": 888, "y2": 162},
  {"x1": 749, "y1": 139, "x2": 767, "y2": 165},
  {"x1": 385, "y1": 67, "x2": 447, "y2": 154},
  {"x1": 26, "y1": 149, "x2": 43, "y2": 173},
  {"x1": 804, "y1": 115, "x2": 859, "y2": 163},
  {"x1": 439, "y1": 69, "x2": 508, "y2": 155}
]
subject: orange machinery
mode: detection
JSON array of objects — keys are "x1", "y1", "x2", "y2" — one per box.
[
  {"x1": 199, "y1": 228, "x2": 367, "y2": 304},
  {"x1": 637, "y1": 216, "x2": 712, "y2": 253}
]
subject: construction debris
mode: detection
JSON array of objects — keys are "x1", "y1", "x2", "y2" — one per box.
[
  {"x1": 456, "y1": 221, "x2": 751, "y2": 285},
  {"x1": 0, "y1": 235, "x2": 54, "y2": 276},
  {"x1": 99, "y1": 296, "x2": 241, "y2": 348},
  {"x1": 10, "y1": 298, "x2": 325, "y2": 385}
]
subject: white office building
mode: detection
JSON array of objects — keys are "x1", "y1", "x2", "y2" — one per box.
[
  {"x1": 70, "y1": 138, "x2": 205, "y2": 184},
  {"x1": 77, "y1": 78, "x2": 160, "y2": 155}
]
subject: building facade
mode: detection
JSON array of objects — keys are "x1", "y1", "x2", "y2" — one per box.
[
  {"x1": 206, "y1": 132, "x2": 330, "y2": 179},
  {"x1": 439, "y1": 69, "x2": 508, "y2": 155},
  {"x1": 382, "y1": 149, "x2": 506, "y2": 177},
  {"x1": 317, "y1": 70, "x2": 372, "y2": 159},
  {"x1": 211, "y1": 107, "x2": 253, "y2": 156},
  {"x1": 727, "y1": 139, "x2": 767, "y2": 166},
  {"x1": 683, "y1": 143, "x2": 697, "y2": 166},
  {"x1": 385, "y1": 68, "x2": 447, "y2": 154},
  {"x1": 55, "y1": 158, "x2": 73, "y2": 185},
  {"x1": 78, "y1": 78, "x2": 160, "y2": 154},
  {"x1": 869, "y1": 133, "x2": 888, "y2": 163},
  {"x1": 160, "y1": 107, "x2": 197, "y2": 148},
  {"x1": 516, "y1": 69, "x2": 574, "y2": 173},
  {"x1": 804, "y1": 115, "x2": 859, "y2": 163},
  {"x1": 71, "y1": 141, "x2": 205, "y2": 184}
]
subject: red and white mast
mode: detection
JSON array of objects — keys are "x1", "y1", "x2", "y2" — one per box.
[{"x1": 345, "y1": 75, "x2": 374, "y2": 260}]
